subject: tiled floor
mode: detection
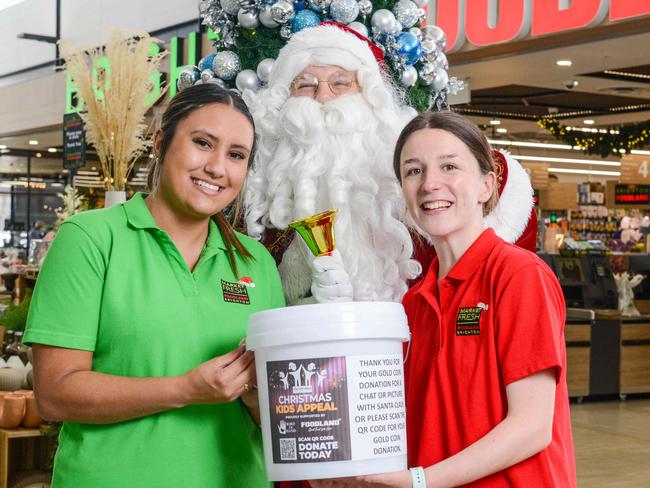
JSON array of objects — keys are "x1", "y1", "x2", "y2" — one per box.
[{"x1": 571, "y1": 396, "x2": 650, "y2": 487}]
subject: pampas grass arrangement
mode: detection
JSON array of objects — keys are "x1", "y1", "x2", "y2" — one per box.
[{"x1": 58, "y1": 29, "x2": 167, "y2": 191}]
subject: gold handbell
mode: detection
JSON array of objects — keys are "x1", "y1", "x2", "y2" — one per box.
[{"x1": 289, "y1": 209, "x2": 338, "y2": 257}]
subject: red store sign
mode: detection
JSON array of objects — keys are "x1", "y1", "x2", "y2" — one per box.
[{"x1": 433, "y1": 0, "x2": 650, "y2": 52}]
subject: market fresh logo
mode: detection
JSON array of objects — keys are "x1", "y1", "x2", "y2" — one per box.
[
  {"x1": 221, "y1": 279, "x2": 250, "y2": 305},
  {"x1": 456, "y1": 306, "x2": 483, "y2": 336}
]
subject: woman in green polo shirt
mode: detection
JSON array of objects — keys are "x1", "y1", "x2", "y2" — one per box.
[{"x1": 25, "y1": 84, "x2": 284, "y2": 487}]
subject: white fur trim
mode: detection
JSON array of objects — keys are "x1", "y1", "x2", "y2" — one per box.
[
  {"x1": 484, "y1": 150, "x2": 534, "y2": 243},
  {"x1": 269, "y1": 25, "x2": 382, "y2": 90},
  {"x1": 278, "y1": 238, "x2": 312, "y2": 305}
]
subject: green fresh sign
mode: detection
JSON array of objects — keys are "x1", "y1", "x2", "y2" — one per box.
[{"x1": 65, "y1": 29, "x2": 217, "y2": 113}]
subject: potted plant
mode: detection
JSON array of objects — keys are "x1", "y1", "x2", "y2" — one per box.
[{"x1": 59, "y1": 30, "x2": 167, "y2": 206}]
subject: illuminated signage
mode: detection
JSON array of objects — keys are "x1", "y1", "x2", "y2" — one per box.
[
  {"x1": 66, "y1": 30, "x2": 218, "y2": 113},
  {"x1": 433, "y1": 0, "x2": 650, "y2": 52}
]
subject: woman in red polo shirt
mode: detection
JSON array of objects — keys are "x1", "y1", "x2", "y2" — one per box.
[{"x1": 311, "y1": 111, "x2": 576, "y2": 488}]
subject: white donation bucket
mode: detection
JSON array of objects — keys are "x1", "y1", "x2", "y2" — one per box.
[{"x1": 246, "y1": 301, "x2": 409, "y2": 481}]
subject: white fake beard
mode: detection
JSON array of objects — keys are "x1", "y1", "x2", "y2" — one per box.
[{"x1": 246, "y1": 94, "x2": 420, "y2": 303}]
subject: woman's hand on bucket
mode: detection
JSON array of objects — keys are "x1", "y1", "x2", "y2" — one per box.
[
  {"x1": 179, "y1": 345, "x2": 256, "y2": 404},
  {"x1": 308, "y1": 470, "x2": 411, "y2": 488}
]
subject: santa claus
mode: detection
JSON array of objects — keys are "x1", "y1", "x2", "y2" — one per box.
[{"x1": 243, "y1": 23, "x2": 536, "y2": 305}]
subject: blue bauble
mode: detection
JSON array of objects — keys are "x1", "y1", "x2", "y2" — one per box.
[
  {"x1": 396, "y1": 32, "x2": 422, "y2": 65},
  {"x1": 291, "y1": 9, "x2": 321, "y2": 32},
  {"x1": 294, "y1": 1, "x2": 308, "y2": 11},
  {"x1": 198, "y1": 53, "x2": 216, "y2": 72}
]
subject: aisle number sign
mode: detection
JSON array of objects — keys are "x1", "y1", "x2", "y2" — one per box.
[
  {"x1": 522, "y1": 163, "x2": 550, "y2": 190},
  {"x1": 620, "y1": 155, "x2": 650, "y2": 184}
]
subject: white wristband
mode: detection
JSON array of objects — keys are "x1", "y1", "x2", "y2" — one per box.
[{"x1": 410, "y1": 466, "x2": 426, "y2": 488}]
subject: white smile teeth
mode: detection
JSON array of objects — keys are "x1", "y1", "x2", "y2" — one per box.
[
  {"x1": 422, "y1": 201, "x2": 451, "y2": 210},
  {"x1": 193, "y1": 178, "x2": 222, "y2": 192}
]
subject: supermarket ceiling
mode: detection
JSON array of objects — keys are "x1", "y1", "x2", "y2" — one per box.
[
  {"x1": 448, "y1": 15, "x2": 650, "y2": 142},
  {"x1": 1, "y1": 7, "x2": 649, "y2": 168}
]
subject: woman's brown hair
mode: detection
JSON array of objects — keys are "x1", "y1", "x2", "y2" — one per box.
[
  {"x1": 147, "y1": 83, "x2": 256, "y2": 277},
  {"x1": 393, "y1": 110, "x2": 499, "y2": 215}
]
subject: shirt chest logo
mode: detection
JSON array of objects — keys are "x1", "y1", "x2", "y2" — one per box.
[
  {"x1": 456, "y1": 303, "x2": 488, "y2": 336},
  {"x1": 221, "y1": 279, "x2": 251, "y2": 305}
]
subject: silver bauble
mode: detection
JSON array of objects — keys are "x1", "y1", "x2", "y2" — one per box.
[
  {"x1": 432, "y1": 67, "x2": 449, "y2": 91},
  {"x1": 237, "y1": 9, "x2": 260, "y2": 29},
  {"x1": 400, "y1": 65, "x2": 418, "y2": 87},
  {"x1": 358, "y1": 0, "x2": 372, "y2": 17},
  {"x1": 221, "y1": 0, "x2": 241, "y2": 15},
  {"x1": 392, "y1": 0, "x2": 419, "y2": 29},
  {"x1": 200, "y1": 69, "x2": 216, "y2": 83},
  {"x1": 348, "y1": 21, "x2": 369, "y2": 38},
  {"x1": 418, "y1": 62, "x2": 435, "y2": 85},
  {"x1": 371, "y1": 9, "x2": 397, "y2": 34},
  {"x1": 178, "y1": 67, "x2": 199, "y2": 90},
  {"x1": 309, "y1": 0, "x2": 331, "y2": 11},
  {"x1": 390, "y1": 20, "x2": 403, "y2": 35},
  {"x1": 422, "y1": 24, "x2": 447, "y2": 51},
  {"x1": 420, "y1": 39, "x2": 438, "y2": 56},
  {"x1": 409, "y1": 27, "x2": 422, "y2": 40},
  {"x1": 271, "y1": 1, "x2": 295, "y2": 24},
  {"x1": 256, "y1": 58, "x2": 275, "y2": 82},
  {"x1": 330, "y1": 0, "x2": 360, "y2": 25},
  {"x1": 259, "y1": 6, "x2": 280, "y2": 28},
  {"x1": 436, "y1": 52, "x2": 449, "y2": 70},
  {"x1": 236, "y1": 69, "x2": 260, "y2": 92},
  {"x1": 280, "y1": 24, "x2": 292, "y2": 39},
  {"x1": 213, "y1": 51, "x2": 242, "y2": 80},
  {"x1": 416, "y1": 7, "x2": 426, "y2": 24}
]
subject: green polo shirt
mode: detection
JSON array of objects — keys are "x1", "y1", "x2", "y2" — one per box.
[{"x1": 25, "y1": 193, "x2": 284, "y2": 488}]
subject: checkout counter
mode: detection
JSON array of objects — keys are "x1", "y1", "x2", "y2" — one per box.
[{"x1": 539, "y1": 252, "x2": 650, "y2": 399}]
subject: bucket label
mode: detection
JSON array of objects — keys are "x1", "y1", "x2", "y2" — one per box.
[
  {"x1": 266, "y1": 354, "x2": 406, "y2": 464},
  {"x1": 267, "y1": 357, "x2": 351, "y2": 463}
]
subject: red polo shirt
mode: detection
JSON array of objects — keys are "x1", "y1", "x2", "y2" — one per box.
[{"x1": 404, "y1": 228, "x2": 576, "y2": 487}]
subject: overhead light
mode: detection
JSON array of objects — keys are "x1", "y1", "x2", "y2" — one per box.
[
  {"x1": 557, "y1": 60, "x2": 572, "y2": 67},
  {"x1": 0, "y1": 149, "x2": 9, "y2": 154},
  {"x1": 631, "y1": 150, "x2": 650, "y2": 156},
  {"x1": 488, "y1": 139, "x2": 573, "y2": 150},
  {"x1": 514, "y1": 155, "x2": 620, "y2": 167},
  {"x1": 583, "y1": 119, "x2": 595, "y2": 125},
  {"x1": 35, "y1": 152, "x2": 42, "y2": 158},
  {"x1": 496, "y1": 128, "x2": 508, "y2": 134},
  {"x1": 48, "y1": 147, "x2": 57, "y2": 153},
  {"x1": 489, "y1": 120, "x2": 501, "y2": 125},
  {"x1": 0, "y1": 145, "x2": 6, "y2": 149},
  {"x1": 549, "y1": 167, "x2": 620, "y2": 177},
  {"x1": 50, "y1": 182, "x2": 63, "y2": 187},
  {"x1": 28, "y1": 140, "x2": 38, "y2": 145}
]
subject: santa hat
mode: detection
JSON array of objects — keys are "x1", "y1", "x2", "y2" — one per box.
[
  {"x1": 484, "y1": 150, "x2": 537, "y2": 251},
  {"x1": 268, "y1": 23, "x2": 386, "y2": 91}
]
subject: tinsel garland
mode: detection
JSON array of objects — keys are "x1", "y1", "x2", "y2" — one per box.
[{"x1": 538, "y1": 118, "x2": 650, "y2": 158}]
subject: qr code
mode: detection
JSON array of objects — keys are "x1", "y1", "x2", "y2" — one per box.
[{"x1": 279, "y1": 438, "x2": 297, "y2": 461}]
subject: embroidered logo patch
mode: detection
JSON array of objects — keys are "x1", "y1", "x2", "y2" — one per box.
[
  {"x1": 221, "y1": 279, "x2": 250, "y2": 305},
  {"x1": 456, "y1": 306, "x2": 483, "y2": 336}
]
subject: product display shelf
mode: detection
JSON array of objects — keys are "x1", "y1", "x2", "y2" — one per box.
[{"x1": 0, "y1": 427, "x2": 50, "y2": 488}]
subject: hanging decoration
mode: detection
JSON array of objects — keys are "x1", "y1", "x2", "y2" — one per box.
[
  {"x1": 538, "y1": 118, "x2": 650, "y2": 158},
  {"x1": 183, "y1": 0, "x2": 464, "y2": 111}
]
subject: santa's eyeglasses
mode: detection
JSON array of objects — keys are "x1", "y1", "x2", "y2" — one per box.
[{"x1": 291, "y1": 72, "x2": 358, "y2": 96}]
